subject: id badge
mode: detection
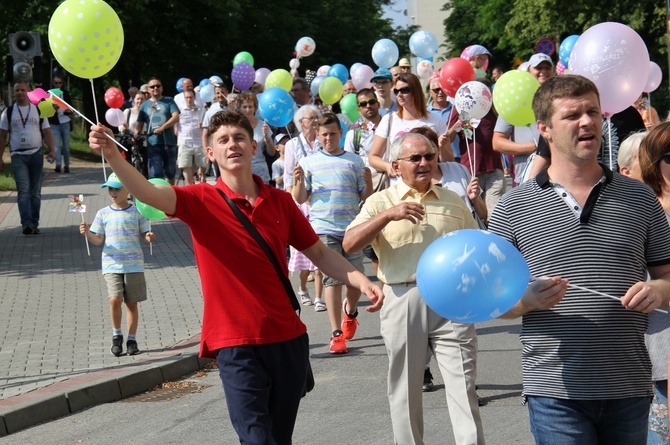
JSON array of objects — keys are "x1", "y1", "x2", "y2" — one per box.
[{"x1": 19, "y1": 130, "x2": 30, "y2": 147}]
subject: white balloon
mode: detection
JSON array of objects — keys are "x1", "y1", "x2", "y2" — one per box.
[
  {"x1": 317, "y1": 65, "x2": 331, "y2": 77},
  {"x1": 417, "y1": 59, "x2": 434, "y2": 79},
  {"x1": 351, "y1": 64, "x2": 374, "y2": 90},
  {"x1": 454, "y1": 81, "x2": 493, "y2": 120},
  {"x1": 644, "y1": 61, "x2": 663, "y2": 93},
  {"x1": 296, "y1": 37, "x2": 316, "y2": 58},
  {"x1": 289, "y1": 58, "x2": 300, "y2": 69},
  {"x1": 105, "y1": 108, "x2": 125, "y2": 127}
]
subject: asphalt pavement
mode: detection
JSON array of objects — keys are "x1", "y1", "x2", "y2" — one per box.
[{"x1": 0, "y1": 162, "x2": 534, "y2": 443}]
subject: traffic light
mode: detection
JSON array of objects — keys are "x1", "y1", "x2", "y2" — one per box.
[{"x1": 8, "y1": 31, "x2": 42, "y2": 83}]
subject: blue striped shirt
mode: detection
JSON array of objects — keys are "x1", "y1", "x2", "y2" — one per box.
[
  {"x1": 300, "y1": 150, "x2": 365, "y2": 236},
  {"x1": 90, "y1": 204, "x2": 150, "y2": 273}
]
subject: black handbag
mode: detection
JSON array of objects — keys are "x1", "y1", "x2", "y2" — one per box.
[{"x1": 216, "y1": 189, "x2": 315, "y2": 396}]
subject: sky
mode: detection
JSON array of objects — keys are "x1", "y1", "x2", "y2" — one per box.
[{"x1": 382, "y1": 0, "x2": 408, "y2": 27}]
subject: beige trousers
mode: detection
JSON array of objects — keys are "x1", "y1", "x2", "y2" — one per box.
[{"x1": 380, "y1": 283, "x2": 484, "y2": 445}]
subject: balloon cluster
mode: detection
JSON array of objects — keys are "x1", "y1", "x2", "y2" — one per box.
[{"x1": 104, "y1": 87, "x2": 125, "y2": 127}]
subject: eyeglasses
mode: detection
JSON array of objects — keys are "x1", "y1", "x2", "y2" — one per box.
[
  {"x1": 301, "y1": 116, "x2": 318, "y2": 122},
  {"x1": 148, "y1": 85, "x2": 162, "y2": 89},
  {"x1": 393, "y1": 86, "x2": 411, "y2": 95},
  {"x1": 661, "y1": 153, "x2": 670, "y2": 164},
  {"x1": 398, "y1": 153, "x2": 436, "y2": 163},
  {"x1": 357, "y1": 98, "x2": 378, "y2": 107},
  {"x1": 430, "y1": 88, "x2": 443, "y2": 94}
]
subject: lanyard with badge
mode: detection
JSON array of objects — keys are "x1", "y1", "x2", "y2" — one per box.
[{"x1": 17, "y1": 104, "x2": 32, "y2": 148}]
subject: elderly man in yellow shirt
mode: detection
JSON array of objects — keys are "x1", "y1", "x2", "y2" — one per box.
[{"x1": 343, "y1": 132, "x2": 484, "y2": 445}]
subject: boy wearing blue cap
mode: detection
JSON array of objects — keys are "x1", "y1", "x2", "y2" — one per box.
[{"x1": 80, "y1": 172, "x2": 155, "y2": 357}]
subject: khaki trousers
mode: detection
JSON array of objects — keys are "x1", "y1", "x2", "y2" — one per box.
[{"x1": 380, "y1": 283, "x2": 484, "y2": 445}]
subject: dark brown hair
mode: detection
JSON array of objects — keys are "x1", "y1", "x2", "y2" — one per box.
[
  {"x1": 207, "y1": 110, "x2": 254, "y2": 145},
  {"x1": 394, "y1": 73, "x2": 428, "y2": 119},
  {"x1": 639, "y1": 121, "x2": 670, "y2": 197},
  {"x1": 532, "y1": 75, "x2": 600, "y2": 126}
]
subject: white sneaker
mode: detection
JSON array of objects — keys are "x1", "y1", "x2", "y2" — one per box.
[
  {"x1": 299, "y1": 291, "x2": 313, "y2": 306},
  {"x1": 314, "y1": 299, "x2": 327, "y2": 312}
]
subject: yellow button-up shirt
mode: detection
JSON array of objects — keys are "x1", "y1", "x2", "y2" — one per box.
[{"x1": 347, "y1": 180, "x2": 477, "y2": 284}]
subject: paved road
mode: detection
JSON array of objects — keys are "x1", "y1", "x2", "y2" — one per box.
[{"x1": 0, "y1": 163, "x2": 534, "y2": 443}]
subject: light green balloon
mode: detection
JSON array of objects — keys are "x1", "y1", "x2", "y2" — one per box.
[
  {"x1": 339, "y1": 94, "x2": 359, "y2": 122},
  {"x1": 233, "y1": 51, "x2": 254, "y2": 67},
  {"x1": 48, "y1": 0, "x2": 124, "y2": 79},
  {"x1": 265, "y1": 69, "x2": 293, "y2": 92},
  {"x1": 319, "y1": 77, "x2": 343, "y2": 105},
  {"x1": 492, "y1": 70, "x2": 540, "y2": 127}
]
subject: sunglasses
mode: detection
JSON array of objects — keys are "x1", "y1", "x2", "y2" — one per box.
[
  {"x1": 661, "y1": 153, "x2": 670, "y2": 164},
  {"x1": 148, "y1": 85, "x2": 162, "y2": 89},
  {"x1": 53, "y1": 82, "x2": 63, "y2": 85},
  {"x1": 393, "y1": 86, "x2": 411, "y2": 95},
  {"x1": 398, "y1": 153, "x2": 436, "y2": 163},
  {"x1": 357, "y1": 98, "x2": 378, "y2": 107},
  {"x1": 430, "y1": 88, "x2": 443, "y2": 94}
]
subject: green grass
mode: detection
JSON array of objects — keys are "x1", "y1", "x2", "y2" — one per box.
[{"x1": 0, "y1": 125, "x2": 98, "y2": 191}]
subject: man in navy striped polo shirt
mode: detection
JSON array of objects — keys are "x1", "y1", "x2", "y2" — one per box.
[{"x1": 488, "y1": 75, "x2": 670, "y2": 445}]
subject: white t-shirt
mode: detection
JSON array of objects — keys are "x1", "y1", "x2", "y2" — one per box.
[
  {"x1": 375, "y1": 111, "x2": 447, "y2": 144},
  {"x1": 0, "y1": 104, "x2": 49, "y2": 156}
]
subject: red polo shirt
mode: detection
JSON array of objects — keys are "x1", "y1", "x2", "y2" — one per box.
[{"x1": 172, "y1": 175, "x2": 319, "y2": 358}]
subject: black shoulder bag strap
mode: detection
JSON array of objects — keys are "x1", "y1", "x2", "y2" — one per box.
[{"x1": 215, "y1": 189, "x2": 300, "y2": 314}]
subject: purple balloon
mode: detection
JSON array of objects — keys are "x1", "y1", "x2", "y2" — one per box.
[
  {"x1": 568, "y1": 22, "x2": 649, "y2": 117},
  {"x1": 232, "y1": 62, "x2": 256, "y2": 91}
]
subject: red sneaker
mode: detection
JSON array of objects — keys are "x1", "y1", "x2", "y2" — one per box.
[
  {"x1": 341, "y1": 301, "x2": 359, "y2": 340},
  {"x1": 329, "y1": 335, "x2": 348, "y2": 354}
]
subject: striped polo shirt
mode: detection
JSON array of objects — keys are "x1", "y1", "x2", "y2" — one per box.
[{"x1": 488, "y1": 165, "x2": 670, "y2": 400}]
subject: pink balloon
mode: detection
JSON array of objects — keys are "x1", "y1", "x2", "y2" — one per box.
[
  {"x1": 555, "y1": 60, "x2": 566, "y2": 75},
  {"x1": 569, "y1": 22, "x2": 649, "y2": 117},
  {"x1": 105, "y1": 108, "x2": 125, "y2": 127},
  {"x1": 644, "y1": 62, "x2": 663, "y2": 93},
  {"x1": 351, "y1": 64, "x2": 374, "y2": 90},
  {"x1": 254, "y1": 68, "x2": 271, "y2": 86}
]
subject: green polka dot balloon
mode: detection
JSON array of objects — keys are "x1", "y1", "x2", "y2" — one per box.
[
  {"x1": 492, "y1": 70, "x2": 540, "y2": 127},
  {"x1": 48, "y1": 0, "x2": 124, "y2": 79}
]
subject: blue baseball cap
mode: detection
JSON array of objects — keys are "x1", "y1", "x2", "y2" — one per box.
[
  {"x1": 371, "y1": 68, "x2": 393, "y2": 82},
  {"x1": 101, "y1": 172, "x2": 123, "y2": 189}
]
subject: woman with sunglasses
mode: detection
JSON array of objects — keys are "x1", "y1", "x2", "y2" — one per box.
[
  {"x1": 368, "y1": 73, "x2": 448, "y2": 182},
  {"x1": 636, "y1": 123, "x2": 670, "y2": 445}
]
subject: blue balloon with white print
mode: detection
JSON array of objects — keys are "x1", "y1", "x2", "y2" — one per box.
[
  {"x1": 416, "y1": 229, "x2": 530, "y2": 323},
  {"x1": 258, "y1": 87, "x2": 295, "y2": 127}
]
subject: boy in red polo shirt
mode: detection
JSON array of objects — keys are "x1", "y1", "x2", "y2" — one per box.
[{"x1": 88, "y1": 110, "x2": 384, "y2": 445}]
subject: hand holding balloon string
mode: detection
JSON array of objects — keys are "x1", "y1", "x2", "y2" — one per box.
[{"x1": 530, "y1": 275, "x2": 668, "y2": 314}]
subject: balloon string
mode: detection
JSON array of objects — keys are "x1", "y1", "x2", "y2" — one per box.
[
  {"x1": 47, "y1": 92, "x2": 128, "y2": 153},
  {"x1": 473, "y1": 130, "x2": 477, "y2": 176},
  {"x1": 464, "y1": 134, "x2": 474, "y2": 177},
  {"x1": 607, "y1": 116, "x2": 613, "y2": 170},
  {"x1": 81, "y1": 213, "x2": 90, "y2": 256},
  {"x1": 149, "y1": 221, "x2": 153, "y2": 256},
  {"x1": 90, "y1": 79, "x2": 107, "y2": 180},
  {"x1": 531, "y1": 275, "x2": 668, "y2": 314},
  {"x1": 285, "y1": 125, "x2": 293, "y2": 139}
]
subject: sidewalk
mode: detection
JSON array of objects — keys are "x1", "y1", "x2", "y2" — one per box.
[{"x1": 0, "y1": 163, "x2": 207, "y2": 436}]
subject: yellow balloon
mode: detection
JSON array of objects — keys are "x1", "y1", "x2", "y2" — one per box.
[
  {"x1": 265, "y1": 69, "x2": 293, "y2": 92},
  {"x1": 492, "y1": 70, "x2": 540, "y2": 127},
  {"x1": 319, "y1": 77, "x2": 343, "y2": 105},
  {"x1": 48, "y1": 0, "x2": 124, "y2": 79}
]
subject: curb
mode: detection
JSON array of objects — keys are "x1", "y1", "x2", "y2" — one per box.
[{"x1": 0, "y1": 335, "x2": 210, "y2": 437}]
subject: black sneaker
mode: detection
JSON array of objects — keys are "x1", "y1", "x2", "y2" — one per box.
[
  {"x1": 423, "y1": 367, "x2": 436, "y2": 392},
  {"x1": 30, "y1": 226, "x2": 40, "y2": 235},
  {"x1": 111, "y1": 335, "x2": 124, "y2": 356},
  {"x1": 55, "y1": 166, "x2": 61, "y2": 173},
  {"x1": 22, "y1": 226, "x2": 32, "y2": 235},
  {"x1": 64, "y1": 167, "x2": 70, "y2": 173},
  {"x1": 126, "y1": 340, "x2": 140, "y2": 356}
]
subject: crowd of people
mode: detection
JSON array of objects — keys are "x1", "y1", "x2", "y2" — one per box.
[{"x1": 2, "y1": 43, "x2": 669, "y2": 444}]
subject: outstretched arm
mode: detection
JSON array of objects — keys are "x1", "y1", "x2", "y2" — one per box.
[
  {"x1": 89, "y1": 124, "x2": 177, "y2": 215},
  {"x1": 302, "y1": 240, "x2": 384, "y2": 312}
]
